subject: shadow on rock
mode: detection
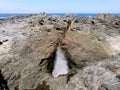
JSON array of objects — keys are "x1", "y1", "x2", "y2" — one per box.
[
  {"x1": 35, "y1": 81, "x2": 50, "y2": 90},
  {"x1": 14, "y1": 81, "x2": 50, "y2": 90},
  {"x1": 0, "y1": 70, "x2": 9, "y2": 90}
]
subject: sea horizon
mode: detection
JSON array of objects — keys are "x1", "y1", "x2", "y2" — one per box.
[{"x1": 0, "y1": 13, "x2": 120, "y2": 18}]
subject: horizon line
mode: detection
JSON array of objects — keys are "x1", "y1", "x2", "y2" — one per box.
[{"x1": 0, "y1": 12, "x2": 120, "y2": 14}]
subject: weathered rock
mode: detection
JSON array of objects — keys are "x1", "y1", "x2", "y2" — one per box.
[
  {"x1": 0, "y1": 14, "x2": 68, "y2": 90},
  {"x1": 66, "y1": 55, "x2": 120, "y2": 90},
  {"x1": 0, "y1": 13, "x2": 120, "y2": 90},
  {"x1": 62, "y1": 30, "x2": 111, "y2": 67}
]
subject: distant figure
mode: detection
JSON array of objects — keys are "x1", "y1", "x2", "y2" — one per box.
[
  {"x1": 0, "y1": 70, "x2": 9, "y2": 90},
  {"x1": 42, "y1": 12, "x2": 47, "y2": 16},
  {"x1": 67, "y1": 20, "x2": 71, "y2": 30}
]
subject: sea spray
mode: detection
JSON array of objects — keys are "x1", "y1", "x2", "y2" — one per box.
[{"x1": 52, "y1": 43, "x2": 69, "y2": 77}]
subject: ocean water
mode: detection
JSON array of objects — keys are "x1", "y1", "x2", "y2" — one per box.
[
  {"x1": 0, "y1": 14, "x2": 26, "y2": 18},
  {"x1": 0, "y1": 13, "x2": 120, "y2": 18}
]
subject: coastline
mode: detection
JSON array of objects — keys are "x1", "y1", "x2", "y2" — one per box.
[{"x1": 0, "y1": 13, "x2": 120, "y2": 18}]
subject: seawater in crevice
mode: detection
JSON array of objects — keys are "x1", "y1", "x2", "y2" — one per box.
[{"x1": 52, "y1": 43, "x2": 69, "y2": 77}]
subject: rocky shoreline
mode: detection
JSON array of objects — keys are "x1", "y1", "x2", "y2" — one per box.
[{"x1": 0, "y1": 13, "x2": 120, "y2": 90}]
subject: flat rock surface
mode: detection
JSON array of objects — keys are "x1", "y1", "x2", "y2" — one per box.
[{"x1": 0, "y1": 14, "x2": 120, "y2": 90}]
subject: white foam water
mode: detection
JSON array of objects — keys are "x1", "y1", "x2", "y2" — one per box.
[{"x1": 52, "y1": 44, "x2": 69, "y2": 77}]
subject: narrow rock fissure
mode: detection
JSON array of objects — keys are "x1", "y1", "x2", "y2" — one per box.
[
  {"x1": 38, "y1": 18, "x2": 78, "y2": 83},
  {"x1": 47, "y1": 19, "x2": 77, "y2": 77},
  {"x1": 39, "y1": 45, "x2": 77, "y2": 85},
  {"x1": 39, "y1": 43, "x2": 77, "y2": 78},
  {"x1": 47, "y1": 19, "x2": 76, "y2": 77}
]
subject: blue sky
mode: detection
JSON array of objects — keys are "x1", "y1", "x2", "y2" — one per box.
[{"x1": 0, "y1": 0, "x2": 120, "y2": 13}]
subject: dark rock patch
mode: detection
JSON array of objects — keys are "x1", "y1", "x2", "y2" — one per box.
[
  {"x1": 0, "y1": 41, "x2": 3, "y2": 45},
  {"x1": 0, "y1": 70, "x2": 9, "y2": 90}
]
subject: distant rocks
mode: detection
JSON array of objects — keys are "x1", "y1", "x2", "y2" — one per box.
[{"x1": 0, "y1": 13, "x2": 120, "y2": 90}]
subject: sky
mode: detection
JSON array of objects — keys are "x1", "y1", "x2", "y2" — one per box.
[{"x1": 0, "y1": 0, "x2": 120, "y2": 13}]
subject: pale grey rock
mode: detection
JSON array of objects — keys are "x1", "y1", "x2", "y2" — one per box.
[{"x1": 66, "y1": 56, "x2": 120, "y2": 90}]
